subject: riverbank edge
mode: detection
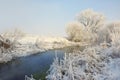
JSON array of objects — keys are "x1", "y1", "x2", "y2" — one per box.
[{"x1": 0, "y1": 41, "x2": 87, "y2": 63}]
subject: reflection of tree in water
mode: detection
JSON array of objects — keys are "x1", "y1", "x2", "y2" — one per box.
[
  {"x1": 64, "y1": 45, "x2": 86, "y2": 53},
  {"x1": 0, "y1": 58, "x2": 22, "y2": 71}
]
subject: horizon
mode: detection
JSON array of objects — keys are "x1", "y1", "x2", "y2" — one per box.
[{"x1": 0, "y1": 0, "x2": 120, "y2": 36}]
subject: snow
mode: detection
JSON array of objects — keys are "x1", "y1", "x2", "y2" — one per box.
[
  {"x1": 23, "y1": 41, "x2": 120, "y2": 80},
  {"x1": 0, "y1": 34, "x2": 72, "y2": 63},
  {"x1": 46, "y1": 44, "x2": 120, "y2": 80},
  {"x1": 23, "y1": 38, "x2": 120, "y2": 80},
  {"x1": 1, "y1": 34, "x2": 120, "y2": 80}
]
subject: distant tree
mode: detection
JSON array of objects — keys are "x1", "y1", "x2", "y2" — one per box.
[
  {"x1": 66, "y1": 21, "x2": 94, "y2": 43},
  {"x1": 66, "y1": 22, "x2": 84, "y2": 41},
  {"x1": 2, "y1": 28, "x2": 25, "y2": 41}
]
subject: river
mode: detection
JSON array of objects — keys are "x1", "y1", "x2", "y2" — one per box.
[{"x1": 0, "y1": 50, "x2": 64, "y2": 80}]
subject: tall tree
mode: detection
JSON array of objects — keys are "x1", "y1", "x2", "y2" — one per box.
[{"x1": 76, "y1": 9, "x2": 105, "y2": 33}]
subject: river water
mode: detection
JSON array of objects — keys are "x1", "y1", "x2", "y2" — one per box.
[{"x1": 0, "y1": 50, "x2": 64, "y2": 80}]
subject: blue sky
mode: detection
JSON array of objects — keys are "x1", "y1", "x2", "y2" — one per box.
[{"x1": 0, "y1": 0, "x2": 120, "y2": 36}]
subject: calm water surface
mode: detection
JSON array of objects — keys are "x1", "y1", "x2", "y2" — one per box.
[{"x1": 0, "y1": 50, "x2": 64, "y2": 80}]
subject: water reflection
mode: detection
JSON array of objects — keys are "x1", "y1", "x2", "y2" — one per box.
[{"x1": 63, "y1": 45, "x2": 86, "y2": 53}]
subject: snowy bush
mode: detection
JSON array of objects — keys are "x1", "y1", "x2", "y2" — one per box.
[
  {"x1": 25, "y1": 43, "x2": 120, "y2": 80},
  {"x1": 46, "y1": 44, "x2": 120, "y2": 80},
  {"x1": 25, "y1": 75, "x2": 37, "y2": 80},
  {"x1": 0, "y1": 29, "x2": 25, "y2": 52}
]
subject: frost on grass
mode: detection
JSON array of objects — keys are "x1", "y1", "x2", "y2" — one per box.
[
  {"x1": 24, "y1": 43, "x2": 120, "y2": 80},
  {"x1": 25, "y1": 44, "x2": 120, "y2": 80},
  {"x1": 46, "y1": 44, "x2": 120, "y2": 80},
  {"x1": 25, "y1": 75, "x2": 36, "y2": 80}
]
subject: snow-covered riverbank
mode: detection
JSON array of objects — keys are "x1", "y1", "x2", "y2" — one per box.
[
  {"x1": 46, "y1": 44, "x2": 120, "y2": 80},
  {"x1": 25, "y1": 43, "x2": 120, "y2": 80},
  {"x1": 0, "y1": 35, "x2": 74, "y2": 63}
]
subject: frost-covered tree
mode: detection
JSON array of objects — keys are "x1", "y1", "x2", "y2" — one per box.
[
  {"x1": 66, "y1": 21, "x2": 96, "y2": 43},
  {"x1": 66, "y1": 9, "x2": 105, "y2": 43},
  {"x1": 107, "y1": 22, "x2": 120, "y2": 46},
  {"x1": 76, "y1": 9, "x2": 105, "y2": 33},
  {"x1": 2, "y1": 28, "x2": 25, "y2": 41},
  {"x1": 0, "y1": 28, "x2": 25, "y2": 53},
  {"x1": 97, "y1": 21, "x2": 120, "y2": 45},
  {"x1": 66, "y1": 21, "x2": 85, "y2": 42}
]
